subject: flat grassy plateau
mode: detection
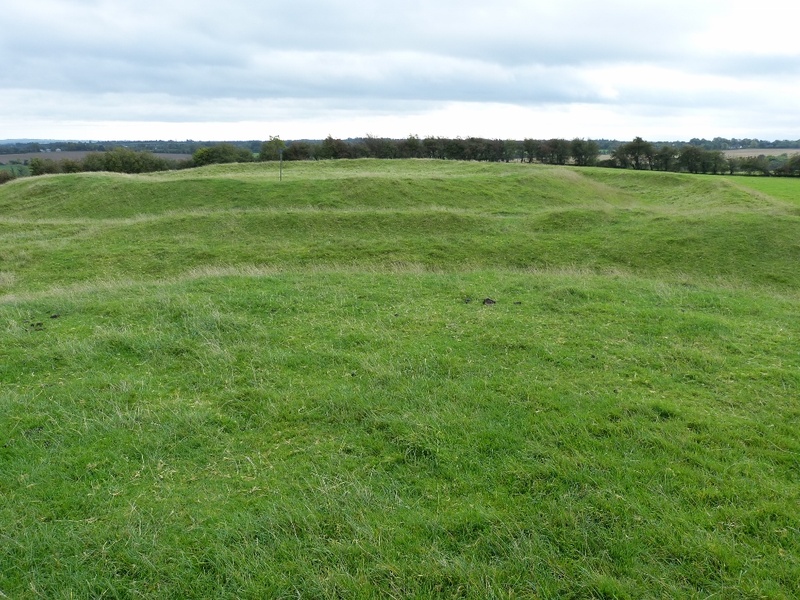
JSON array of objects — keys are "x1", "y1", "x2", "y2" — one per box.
[{"x1": 1, "y1": 160, "x2": 798, "y2": 598}]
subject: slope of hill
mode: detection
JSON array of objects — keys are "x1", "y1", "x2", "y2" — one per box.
[
  {"x1": 1, "y1": 160, "x2": 798, "y2": 297},
  {"x1": 1, "y1": 160, "x2": 798, "y2": 598}
]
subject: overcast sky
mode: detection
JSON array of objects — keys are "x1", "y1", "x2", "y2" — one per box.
[{"x1": 2, "y1": 0, "x2": 799, "y2": 142}]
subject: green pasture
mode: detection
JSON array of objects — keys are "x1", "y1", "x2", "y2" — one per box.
[{"x1": 1, "y1": 160, "x2": 798, "y2": 598}]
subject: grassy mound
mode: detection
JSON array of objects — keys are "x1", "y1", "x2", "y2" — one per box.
[{"x1": 1, "y1": 161, "x2": 798, "y2": 598}]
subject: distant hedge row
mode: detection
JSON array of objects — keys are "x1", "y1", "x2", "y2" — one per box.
[
  {"x1": 3, "y1": 135, "x2": 798, "y2": 156},
  {"x1": 604, "y1": 137, "x2": 800, "y2": 176},
  {"x1": 24, "y1": 144, "x2": 258, "y2": 177},
  {"x1": 5, "y1": 137, "x2": 799, "y2": 182},
  {"x1": 269, "y1": 135, "x2": 800, "y2": 176},
  {"x1": 27, "y1": 147, "x2": 192, "y2": 176}
]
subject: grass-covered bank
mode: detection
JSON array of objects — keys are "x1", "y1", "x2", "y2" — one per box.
[
  {"x1": 1, "y1": 161, "x2": 799, "y2": 298},
  {"x1": 1, "y1": 160, "x2": 799, "y2": 597}
]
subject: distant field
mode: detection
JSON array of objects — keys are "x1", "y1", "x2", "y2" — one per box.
[
  {"x1": 598, "y1": 148, "x2": 800, "y2": 161},
  {"x1": 723, "y1": 147, "x2": 799, "y2": 158},
  {"x1": 0, "y1": 163, "x2": 28, "y2": 176},
  {"x1": 0, "y1": 161, "x2": 798, "y2": 598},
  {"x1": 0, "y1": 151, "x2": 191, "y2": 163}
]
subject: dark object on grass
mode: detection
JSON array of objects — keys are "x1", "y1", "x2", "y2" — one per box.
[
  {"x1": 483, "y1": 298, "x2": 496, "y2": 305},
  {"x1": 50, "y1": 314, "x2": 59, "y2": 319}
]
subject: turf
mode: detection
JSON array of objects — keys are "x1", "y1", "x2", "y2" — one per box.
[{"x1": 1, "y1": 160, "x2": 798, "y2": 598}]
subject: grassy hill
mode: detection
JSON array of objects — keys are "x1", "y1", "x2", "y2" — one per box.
[{"x1": 1, "y1": 160, "x2": 798, "y2": 598}]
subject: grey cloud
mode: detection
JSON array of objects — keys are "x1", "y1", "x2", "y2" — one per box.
[
  {"x1": 3, "y1": 0, "x2": 720, "y2": 92},
  {"x1": 2, "y1": 0, "x2": 798, "y2": 139},
  {"x1": 2, "y1": 51, "x2": 599, "y2": 106}
]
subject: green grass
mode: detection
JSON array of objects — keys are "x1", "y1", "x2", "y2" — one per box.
[
  {"x1": 1, "y1": 160, "x2": 799, "y2": 598},
  {"x1": 1, "y1": 163, "x2": 798, "y2": 296},
  {"x1": 0, "y1": 164, "x2": 29, "y2": 178},
  {"x1": 729, "y1": 175, "x2": 800, "y2": 206}
]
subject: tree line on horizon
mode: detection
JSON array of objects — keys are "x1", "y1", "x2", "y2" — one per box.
[
  {"x1": 3, "y1": 136, "x2": 800, "y2": 156},
  {"x1": 3, "y1": 135, "x2": 799, "y2": 183},
  {"x1": 606, "y1": 137, "x2": 800, "y2": 176},
  {"x1": 270, "y1": 135, "x2": 800, "y2": 175}
]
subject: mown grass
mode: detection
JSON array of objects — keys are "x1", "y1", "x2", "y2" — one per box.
[
  {"x1": 1, "y1": 160, "x2": 799, "y2": 598},
  {"x1": 731, "y1": 176, "x2": 800, "y2": 206}
]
